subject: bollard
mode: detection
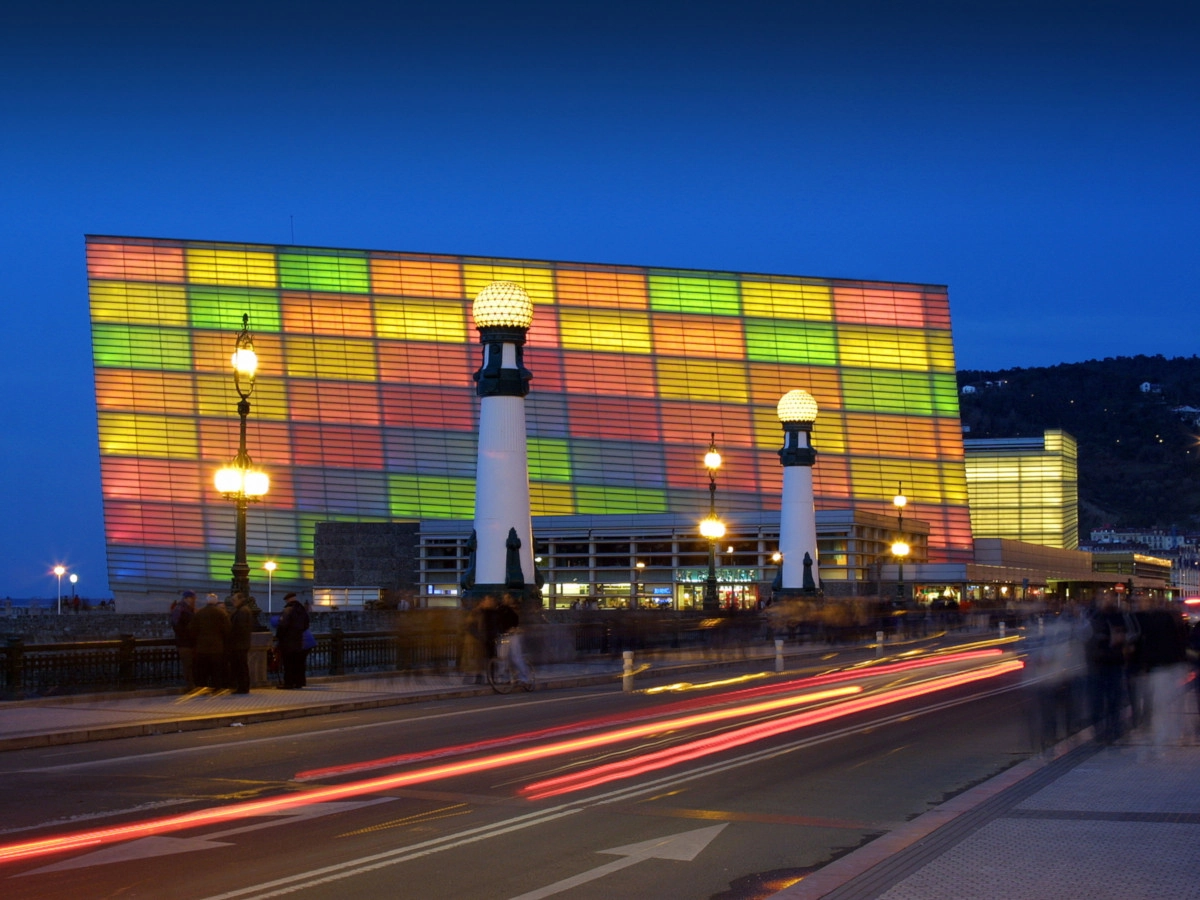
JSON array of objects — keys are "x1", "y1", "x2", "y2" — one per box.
[
  {"x1": 876, "y1": 630, "x2": 885, "y2": 657},
  {"x1": 774, "y1": 638, "x2": 784, "y2": 673},
  {"x1": 999, "y1": 621, "x2": 1006, "y2": 639},
  {"x1": 622, "y1": 650, "x2": 634, "y2": 692}
]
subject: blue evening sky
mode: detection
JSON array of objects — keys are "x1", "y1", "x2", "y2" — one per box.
[{"x1": 0, "y1": 1, "x2": 1196, "y2": 598}]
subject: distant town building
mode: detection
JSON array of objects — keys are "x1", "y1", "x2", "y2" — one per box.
[{"x1": 963, "y1": 430, "x2": 1078, "y2": 550}]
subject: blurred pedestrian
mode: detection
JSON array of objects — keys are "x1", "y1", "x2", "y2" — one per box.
[
  {"x1": 228, "y1": 592, "x2": 256, "y2": 694},
  {"x1": 1131, "y1": 597, "x2": 1189, "y2": 745},
  {"x1": 171, "y1": 591, "x2": 197, "y2": 690},
  {"x1": 190, "y1": 593, "x2": 231, "y2": 690},
  {"x1": 275, "y1": 592, "x2": 310, "y2": 689},
  {"x1": 1086, "y1": 595, "x2": 1133, "y2": 744},
  {"x1": 497, "y1": 595, "x2": 532, "y2": 685}
]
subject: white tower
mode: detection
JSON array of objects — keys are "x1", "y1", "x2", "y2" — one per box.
[
  {"x1": 462, "y1": 282, "x2": 540, "y2": 607},
  {"x1": 776, "y1": 390, "x2": 820, "y2": 594}
]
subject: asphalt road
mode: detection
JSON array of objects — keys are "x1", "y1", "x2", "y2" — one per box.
[{"x1": 0, "y1": 642, "x2": 1036, "y2": 899}]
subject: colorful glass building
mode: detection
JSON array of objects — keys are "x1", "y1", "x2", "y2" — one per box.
[
  {"x1": 86, "y1": 235, "x2": 973, "y2": 606},
  {"x1": 963, "y1": 429, "x2": 1079, "y2": 550}
]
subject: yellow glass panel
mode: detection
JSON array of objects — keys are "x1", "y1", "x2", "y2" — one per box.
[
  {"x1": 196, "y1": 375, "x2": 289, "y2": 420},
  {"x1": 559, "y1": 309, "x2": 652, "y2": 354},
  {"x1": 98, "y1": 412, "x2": 198, "y2": 459},
  {"x1": 741, "y1": 281, "x2": 833, "y2": 321},
  {"x1": 284, "y1": 337, "x2": 378, "y2": 381},
  {"x1": 751, "y1": 406, "x2": 846, "y2": 454},
  {"x1": 838, "y1": 326, "x2": 932, "y2": 371},
  {"x1": 90, "y1": 281, "x2": 188, "y2": 326},
  {"x1": 530, "y1": 482, "x2": 576, "y2": 516},
  {"x1": 655, "y1": 358, "x2": 748, "y2": 404},
  {"x1": 463, "y1": 264, "x2": 555, "y2": 306},
  {"x1": 927, "y1": 331, "x2": 956, "y2": 373},
  {"x1": 850, "y1": 458, "x2": 944, "y2": 504},
  {"x1": 374, "y1": 299, "x2": 467, "y2": 343},
  {"x1": 185, "y1": 248, "x2": 278, "y2": 288}
]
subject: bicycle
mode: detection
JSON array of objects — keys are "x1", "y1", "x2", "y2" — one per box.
[{"x1": 488, "y1": 632, "x2": 536, "y2": 694}]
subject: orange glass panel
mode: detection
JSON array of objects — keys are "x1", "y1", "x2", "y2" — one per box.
[
  {"x1": 288, "y1": 380, "x2": 382, "y2": 426},
  {"x1": 525, "y1": 348, "x2": 565, "y2": 394},
  {"x1": 290, "y1": 424, "x2": 384, "y2": 469},
  {"x1": 105, "y1": 500, "x2": 206, "y2": 548},
  {"x1": 845, "y1": 414, "x2": 941, "y2": 459},
  {"x1": 658, "y1": 401, "x2": 754, "y2": 449},
  {"x1": 281, "y1": 293, "x2": 375, "y2": 337},
  {"x1": 95, "y1": 369, "x2": 195, "y2": 415},
  {"x1": 663, "y1": 444, "x2": 760, "y2": 492},
  {"x1": 555, "y1": 269, "x2": 648, "y2": 310},
  {"x1": 378, "y1": 341, "x2": 473, "y2": 387},
  {"x1": 198, "y1": 419, "x2": 293, "y2": 467},
  {"x1": 526, "y1": 305, "x2": 561, "y2": 349},
  {"x1": 923, "y1": 291, "x2": 952, "y2": 329},
  {"x1": 562, "y1": 352, "x2": 658, "y2": 399},
  {"x1": 833, "y1": 287, "x2": 928, "y2": 327},
  {"x1": 192, "y1": 330, "x2": 286, "y2": 377},
  {"x1": 380, "y1": 385, "x2": 476, "y2": 431},
  {"x1": 813, "y1": 455, "x2": 852, "y2": 500},
  {"x1": 102, "y1": 457, "x2": 203, "y2": 503},
  {"x1": 86, "y1": 241, "x2": 185, "y2": 282},
  {"x1": 747, "y1": 362, "x2": 842, "y2": 410},
  {"x1": 566, "y1": 396, "x2": 662, "y2": 442},
  {"x1": 650, "y1": 313, "x2": 746, "y2": 359},
  {"x1": 370, "y1": 257, "x2": 463, "y2": 298}
]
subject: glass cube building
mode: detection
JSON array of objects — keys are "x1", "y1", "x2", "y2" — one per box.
[{"x1": 87, "y1": 236, "x2": 974, "y2": 605}]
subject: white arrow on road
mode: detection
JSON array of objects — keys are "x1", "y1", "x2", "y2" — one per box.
[{"x1": 507, "y1": 823, "x2": 728, "y2": 900}]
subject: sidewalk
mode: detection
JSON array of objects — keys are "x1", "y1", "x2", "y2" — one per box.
[{"x1": 773, "y1": 714, "x2": 1200, "y2": 900}]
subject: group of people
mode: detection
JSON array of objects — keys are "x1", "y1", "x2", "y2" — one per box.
[
  {"x1": 462, "y1": 594, "x2": 532, "y2": 685},
  {"x1": 1025, "y1": 594, "x2": 1199, "y2": 748},
  {"x1": 170, "y1": 590, "x2": 311, "y2": 693}
]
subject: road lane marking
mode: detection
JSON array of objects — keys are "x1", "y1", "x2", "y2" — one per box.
[{"x1": 507, "y1": 824, "x2": 728, "y2": 900}]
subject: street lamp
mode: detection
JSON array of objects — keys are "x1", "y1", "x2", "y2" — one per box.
[
  {"x1": 214, "y1": 314, "x2": 269, "y2": 600},
  {"x1": 264, "y1": 560, "x2": 277, "y2": 613},
  {"x1": 701, "y1": 434, "x2": 724, "y2": 611},
  {"x1": 53, "y1": 565, "x2": 65, "y2": 614},
  {"x1": 69, "y1": 573, "x2": 78, "y2": 600},
  {"x1": 892, "y1": 484, "x2": 909, "y2": 603},
  {"x1": 631, "y1": 560, "x2": 645, "y2": 609}
]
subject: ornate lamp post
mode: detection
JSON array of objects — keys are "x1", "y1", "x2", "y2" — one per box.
[
  {"x1": 700, "y1": 434, "x2": 725, "y2": 611},
  {"x1": 891, "y1": 484, "x2": 909, "y2": 603},
  {"x1": 53, "y1": 565, "x2": 65, "y2": 614},
  {"x1": 214, "y1": 314, "x2": 269, "y2": 600}
]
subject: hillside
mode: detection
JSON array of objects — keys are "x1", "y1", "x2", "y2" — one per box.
[{"x1": 957, "y1": 355, "x2": 1200, "y2": 535}]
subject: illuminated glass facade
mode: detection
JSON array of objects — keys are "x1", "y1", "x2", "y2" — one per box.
[
  {"x1": 963, "y1": 430, "x2": 1078, "y2": 550},
  {"x1": 87, "y1": 236, "x2": 973, "y2": 602}
]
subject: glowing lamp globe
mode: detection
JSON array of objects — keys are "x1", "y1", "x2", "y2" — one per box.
[
  {"x1": 891, "y1": 540, "x2": 911, "y2": 559},
  {"x1": 473, "y1": 281, "x2": 534, "y2": 329},
  {"x1": 244, "y1": 469, "x2": 270, "y2": 497},
  {"x1": 231, "y1": 346, "x2": 258, "y2": 377},
  {"x1": 777, "y1": 389, "x2": 818, "y2": 423},
  {"x1": 700, "y1": 515, "x2": 727, "y2": 540}
]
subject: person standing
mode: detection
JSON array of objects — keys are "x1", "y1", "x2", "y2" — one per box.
[
  {"x1": 228, "y1": 592, "x2": 256, "y2": 694},
  {"x1": 190, "y1": 593, "x2": 231, "y2": 690},
  {"x1": 276, "y1": 592, "x2": 310, "y2": 689},
  {"x1": 171, "y1": 591, "x2": 197, "y2": 690}
]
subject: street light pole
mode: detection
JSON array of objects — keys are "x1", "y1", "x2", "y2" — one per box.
[
  {"x1": 264, "y1": 560, "x2": 277, "y2": 613},
  {"x1": 215, "y1": 314, "x2": 269, "y2": 601},
  {"x1": 69, "y1": 573, "x2": 78, "y2": 600},
  {"x1": 892, "y1": 484, "x2": 909, "y2": 604},
  {"x1": 53, "y1": 565, "x2": 65, "y2": 614},
  {"x1": 700, "y1": 434, "x2": 725, "y2": 612}
]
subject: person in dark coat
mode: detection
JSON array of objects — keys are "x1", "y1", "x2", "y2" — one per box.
[
  {"x1": 275, "y1": 592, "x2": 310, "y2": 689},
  {"x1": 190, "y1": 593, "x2": 231, "y2": 690},
  {"x1": 228, "y1": 592, "x2": 256, "y2": 694},
  {"x1": 171, "y1": 591, "x2": 197, "y2": 690}
]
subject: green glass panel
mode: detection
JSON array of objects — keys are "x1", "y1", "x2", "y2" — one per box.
[
  {"x1": 389, "y1": 474, "x2": 476, "y2": 519},
  {"x1": 931, "y1": 373, "x2": 960, "y2": 415},
  {"x1": 647, "y1": 274, "x2": 740, "y2": 316},
  {"x1": 841, "y1": 369, "x2": 934, "y2": 415},
  {"x1": 279, "y1": 253, "x2": 370, "y2": 294},
  {"x1": 528, "y1": 437, "x2": 572, "y2": 482},
  {"x1": 575, "y1": 485, "x2": 668, "y2": 514},
  {"x1": 744, "y1": 319, "x2": 838, "y2": 365},
  {"x1": 92, "y1": 324, "x2": 192, "y2": 370},
  {"x1": 188, "y1": 287, "x2": 282, "y2": 332}
]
